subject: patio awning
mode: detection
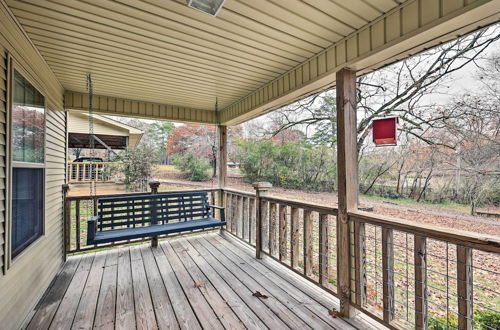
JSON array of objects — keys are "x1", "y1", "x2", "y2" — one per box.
[{"x1": 6, "y1": 0, "x2": 499, "y2": 124}]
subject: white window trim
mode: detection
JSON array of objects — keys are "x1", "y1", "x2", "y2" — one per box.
[{"x1": 5, "y1": 57, "x2": 47, "y2": 271}]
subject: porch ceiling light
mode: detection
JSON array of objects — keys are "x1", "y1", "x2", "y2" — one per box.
[{"x1": 186, "y1": 0, "x2": 225, "y2": 16}]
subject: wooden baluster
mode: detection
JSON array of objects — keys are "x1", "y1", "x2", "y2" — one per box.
[
  {"x1": 237, "y1": 195, "x2": 243, "y2": 238},
  {"x1": 382, "y1": 227, "x2": 395, "y2": 322},
  {"x1": 291, "y1": 207, "x2": 300, "y2": 269},
  {"x1": 225, "y1": 193, "x2": 231, "y2": 232},
  {"x1": 249, "y1": 198, "x2": 256, "y2": 245},
  {"x1": 75, "y1": 200, "x2": 81, "y2": 251},
  {"x1": 149, "y1": 181, "x2": 160, "y2": 247},
  {"x1": 457, "y1": 245, "x2": 473, "y2": 330},
  {"x1": 354, "y1": 221, "x2": 367, "y2": 306},
  {"x1": 303, "y1": 209, "x2": 313, "y2": 276},
  {"x1": 232, "y1": 194, "x2": 238, "y2": 235},
  {"x1": 414, "y1": 235, "x2": 428, "y2": 330},
  {"x1": 262, "y1": 200, "x2": 269, "y2": 253},
  {"x1": 319, "y1": 213, "x2": 329, "y2": 286},
  {"x1": 253, "y1": 182, "x2": 271, "y2": 259},
  {"x1": 269, "y1": 202, "x2": 278, "y2": 256},
  {"x1": 62, "y1": 184, "x2": 70, "y2": 260},
  {"x1": 243, "y1": 197, "x2": 249, "y2": 241},
  {"x1": 279, "y1": 204, "x2": 287, "y2": 262}
]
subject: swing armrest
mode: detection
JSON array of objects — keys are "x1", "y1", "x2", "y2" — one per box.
[
  {"x1": 87, "y1": 216, "x2": 100, "y2": 245},
  {"x1": 208, "y1": 205, "x2": 225, "y2": 222}
]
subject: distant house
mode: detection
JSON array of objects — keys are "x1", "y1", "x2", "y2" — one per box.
[{"x1": 68, "y1": 111, "x2": 143, "y2": 151}]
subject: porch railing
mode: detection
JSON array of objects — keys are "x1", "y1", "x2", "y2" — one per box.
[
  {"x1": 62, "y1": 183, "x2": 500, "y2": 329},
  {"x1": 67, "y1": 161, "x2": 116, "y2": 183},
  {"x1": 222, "y1": 187, "x2": 500, "y2": 330}
]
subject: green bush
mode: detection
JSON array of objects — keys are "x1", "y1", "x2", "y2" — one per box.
[
  {"x1": 475, "y1": 310, "x2": 500, "y2": 330},
  {"x1": 428, "y1": 310, "x2": 500, "y2": 330},
  {"x1": 235, "y1": 139, "x2": 336, "y2": 191},
  {"x1": 172, "y1": 153, "x2": 211, "y2": 181},
  {"x1": 117, "y1": 145, "x2": 158, "y2": 191}
]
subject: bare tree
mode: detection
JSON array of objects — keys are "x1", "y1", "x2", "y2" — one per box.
[{"x1": 267, "y1": 25, "x2": 500, "y2": 152}]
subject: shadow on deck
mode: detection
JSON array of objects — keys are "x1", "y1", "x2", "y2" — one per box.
[{"x1": 26, "y1": 233, "x2": 370, "y2": 329}]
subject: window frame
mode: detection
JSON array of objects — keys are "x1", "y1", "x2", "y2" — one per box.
[{"x1": 5, "y1": 57, "x2": 47, "y2": 269}]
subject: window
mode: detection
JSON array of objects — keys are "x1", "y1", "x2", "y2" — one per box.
[{"x1": 10, "y1": 70, "x2": 45, "y2": 259}]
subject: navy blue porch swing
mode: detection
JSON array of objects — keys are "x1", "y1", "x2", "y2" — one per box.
[{"x1": 87, "y1": 191, "x2": 226, "y2": 245}]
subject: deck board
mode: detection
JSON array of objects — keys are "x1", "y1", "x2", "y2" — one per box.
[
  {"x1": 115, "y1": 248, "x2": 136, "y2": 329},
  {"x1": 28, "y1": 233, "x2": 358, "y2": 330}
]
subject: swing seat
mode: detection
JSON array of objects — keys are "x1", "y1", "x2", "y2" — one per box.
[{"x1": 87, "y1": 191, "x2": 225, "y2": 245}]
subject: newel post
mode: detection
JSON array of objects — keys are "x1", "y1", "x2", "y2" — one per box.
[
  {"x1": 336, "y1": 68, "x2": 359, "y2": 317},
  {"x1": 62, "y1": 184, "x2": 70, "y2": 260},
  {"x1": 149, "y1": 181, "x2": 161, "y2": 247},
  {"x1": 253, "y1": 182, "x2": 272, "y2": 259}
]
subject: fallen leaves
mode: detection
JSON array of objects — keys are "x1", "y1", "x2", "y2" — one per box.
[
  {"x1": 252, "y1": 291, "x2": 269, "y2": 299},
  {"x1": 194, "y1": 281, "x2": 207, "y2": 288},
  {"x1": 328, "y1": 308, "x2": 342, "y2": 318}
]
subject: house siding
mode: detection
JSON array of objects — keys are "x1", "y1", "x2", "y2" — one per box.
[{"x1": 0, "y1": 1, "x2": 66, "y2": 329}]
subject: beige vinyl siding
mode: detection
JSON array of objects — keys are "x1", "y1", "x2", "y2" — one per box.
[
  {"x1": 69, "y1": 111, "x2": 129, "y2": 136},
  {"x1": 0, "y1": 1, "x2": 66, "y2": 329},
  {"x1": 0, "y1": 43, "x2": 6, "y2": 272}
]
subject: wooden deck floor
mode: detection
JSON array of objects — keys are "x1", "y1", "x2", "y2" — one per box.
[{"x1": 27, "y1": 233, "x2": 361, "y2": 330}]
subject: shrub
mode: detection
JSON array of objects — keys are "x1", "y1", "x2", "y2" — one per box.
[
  {"x1": 172, "y1": 153, "x2": 211, "y2": 181},
  {"x1": 428, "y1": 310, "x2": 500, "y2": 330},
  {"x1": 117, "y1": 145, "x2": 158, "y2": 191},
  {"x1": 475, "y1": 310, "x2": 500, "y2": 330},
  {"x1": 235, "y1": 139, "x2": 336, "y2": 191}
]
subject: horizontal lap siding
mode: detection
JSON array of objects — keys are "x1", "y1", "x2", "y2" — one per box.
[
  {"x1": 0, "y1": 2, "x2": 66, "y2": 330},
  {"x1": 0, "y1": 43, "x2": 5, "y2": 272}
]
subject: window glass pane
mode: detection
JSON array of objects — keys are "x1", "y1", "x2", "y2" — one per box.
[
  {"x1": 11, "y1": 168, "x2": 44, "y2": 258},
  {"x1": 13, "y1": 70, "x2": 45, "y2": 163}
]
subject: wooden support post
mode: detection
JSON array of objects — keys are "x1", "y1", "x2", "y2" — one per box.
[
  {"x1": 457, "y1": 246, "x2": 473, "y2": 330},
  {"x1": 319, "y1": 213, "x2": 329, "y2": 286},
  {"x1": 336, "y1": 67, "x2": 359, "y2": 317},
  {"x1": 269, "y1": 202, "x2": 278, "y2": 256},
  {"x1": 217, "y1": 125, "x2": 227, "y2": 227},
  {"x1": 414, "y1": 236, "x2": 428, "y2": 330},
  {"x1": 279, "y1": 205, "x2": 287, "y2": 262},
  {"x1": 62, "y1": 184, "x2": 70, "y2": 260},
  {"x1": 253, "y1": 182, "x2": 272, "y2": 259},
  {"x1": 149, "y1": 181, "x2": 160, "y2": 247},
  {"x1": 291, "y1": 207, "x2": 300, "y2": 269},
  {"x1": 382, "y1": 228, "x2": 395, "y2": 322},
  {"x1": 303, "y1": 209, "x2": 313, "y2": 276},
  {"x1": 354, "y1": 221, "x2": 367, "y2": 306}
]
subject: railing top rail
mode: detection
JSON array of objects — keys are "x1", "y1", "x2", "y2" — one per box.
[
  {"x1": 350, "y1": 210, "x2": 500, "y2": 253},
  {"x1": 67, "y1": 161, "x2": 117, "y2": 164},
  {"x1": 262, "y1": 195, "x2": 339, "y2": 215},
  {"x1": 66, "y1": 188, "x2": 219, "y2": 201},
  {"x1": 223, "y1": 187, "x2": 256, "y2": 198},
  {"x1": 222, "y1": 187, "x2": 338, "y2": 215}
]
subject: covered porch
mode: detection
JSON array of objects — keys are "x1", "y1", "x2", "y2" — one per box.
[{"x1": 0, "y1": 0, "x2": 499, "y2": 329}]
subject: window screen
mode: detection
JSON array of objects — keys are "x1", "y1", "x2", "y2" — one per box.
[{"x1": 11, "y1": 168, "x2": 44, "y2": 258}]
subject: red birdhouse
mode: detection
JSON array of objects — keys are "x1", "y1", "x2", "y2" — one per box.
[{"x1": 372, "y1": 117, "x2": 398, "y2": 146}]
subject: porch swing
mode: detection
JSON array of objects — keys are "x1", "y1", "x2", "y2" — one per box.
[{"x1": 85, "y1": 75, "x2": 226, "y2": 246}]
